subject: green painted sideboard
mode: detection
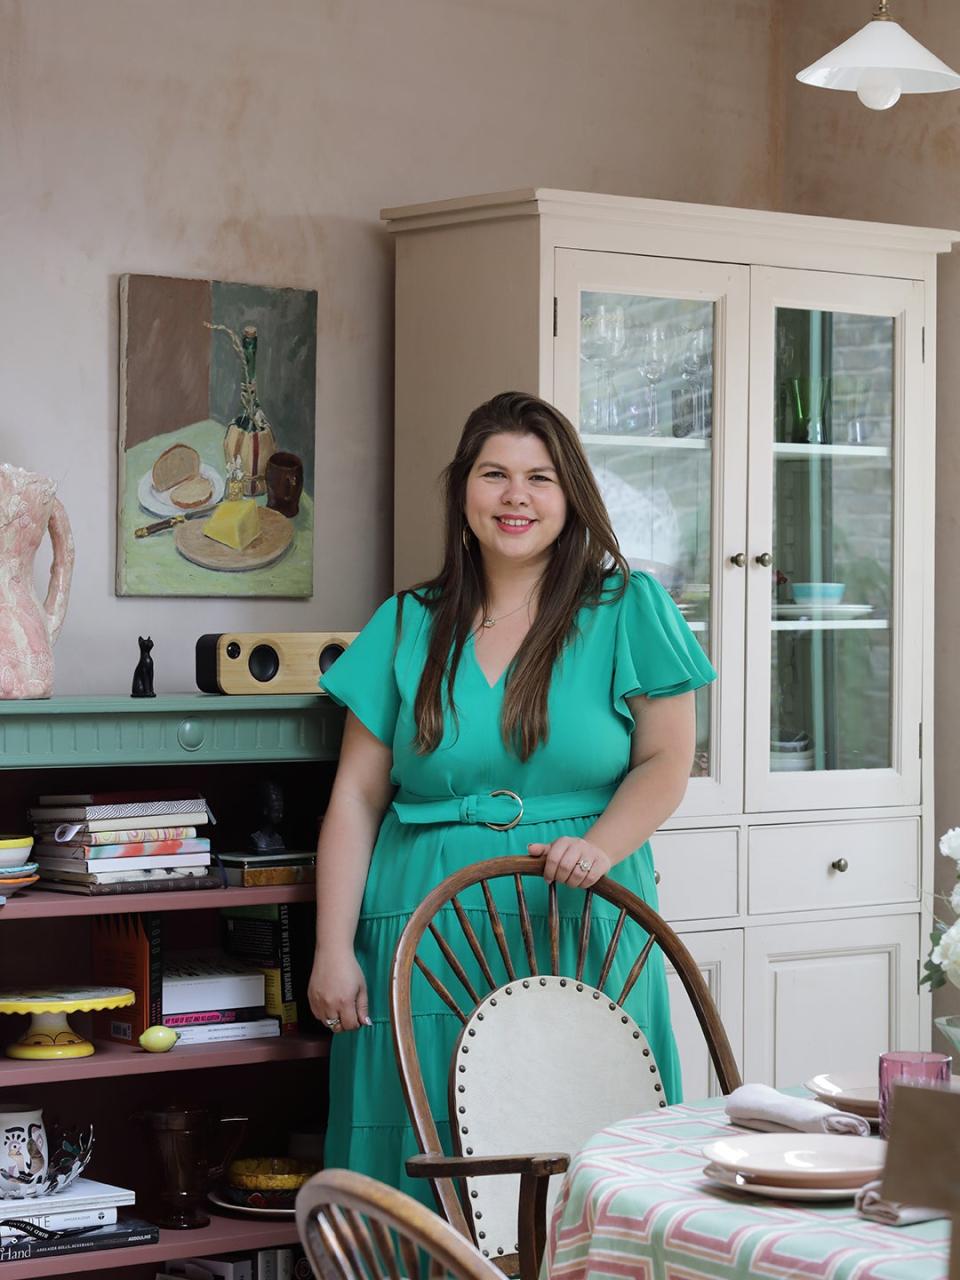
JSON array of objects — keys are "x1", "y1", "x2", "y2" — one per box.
[{"x1": 0, "y1": 694, "x2": 344, "y2": 770}]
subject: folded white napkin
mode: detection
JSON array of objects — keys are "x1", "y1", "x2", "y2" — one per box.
[
  {"x1": 725, "y1": 1083, "x2": 871, "y2": 1136},
  {"x1": 855, "y1": 1180, "x2": 943, "y2": 1226}
]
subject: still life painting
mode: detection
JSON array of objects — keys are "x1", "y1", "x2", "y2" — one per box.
[{"x1": 116, "y1": 274, "x2": 317, "y2": 597}]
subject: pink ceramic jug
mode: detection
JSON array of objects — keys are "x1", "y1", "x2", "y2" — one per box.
[{"x1": 0, "y1": 464, "x2": 75, "y2": 699}]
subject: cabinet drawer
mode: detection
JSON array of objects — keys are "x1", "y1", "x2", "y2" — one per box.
[
  {"x1": 651, "y1": 828, "x2": 739, "y2": 920},
  {"x1": 748, "y1": 819, "x2": 920, "y2": 914}
]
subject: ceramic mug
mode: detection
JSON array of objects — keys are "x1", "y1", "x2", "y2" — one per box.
[{"x1": 0, "y1": 1101, "x2": 48, "y2": 1198}]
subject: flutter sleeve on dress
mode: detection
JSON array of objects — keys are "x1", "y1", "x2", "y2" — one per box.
[
  {"x1": 319, "y1": 595, "x2": 401, "y2": 747},
  {"x1": 613, "y1": 571, "x2": 717, "y2": 720}
]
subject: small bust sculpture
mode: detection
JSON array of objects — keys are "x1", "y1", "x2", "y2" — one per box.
[{"x1": 250, "y1": 779, "x2": 286, "y2": 853}]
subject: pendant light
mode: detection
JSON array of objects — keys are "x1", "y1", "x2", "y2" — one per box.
[{"x1": 796, "y1": 0, "x2": 960, "y2": 110}]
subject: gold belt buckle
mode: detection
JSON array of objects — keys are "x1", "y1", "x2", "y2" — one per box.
[{"x1": 484, "y1": 789, "x2": 523, "y2": 831}]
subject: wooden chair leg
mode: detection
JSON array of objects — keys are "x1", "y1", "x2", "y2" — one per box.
[{"x1": 517, "y1": 1169, "x2": 551, "y2": 1280}]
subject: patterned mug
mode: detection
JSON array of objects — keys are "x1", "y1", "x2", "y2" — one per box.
[{"x1": 0, "y1": 1101, "x2": 48, "y2": 1198}]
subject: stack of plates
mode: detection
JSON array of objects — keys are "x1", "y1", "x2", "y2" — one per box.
[
  {"x1": 0, "y1": 862, "x2": 39, "y2": 895},
  {"x1": 806, "y1": 1071, "x2": 960, "y2": 1124},
  {"x1": 701, "y1": 1133, "x2": 887, "y2": 1201}
]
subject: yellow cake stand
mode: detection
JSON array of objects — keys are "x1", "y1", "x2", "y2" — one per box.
[{"x1": 0, "y1": 986, "x2": 135, "y2": 1059}]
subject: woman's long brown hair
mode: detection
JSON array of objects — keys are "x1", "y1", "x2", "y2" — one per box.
[{"x1": 401, "y1": 392, "x2": 629, "y2": 760}]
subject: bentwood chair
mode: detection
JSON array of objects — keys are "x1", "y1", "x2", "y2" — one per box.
[
  {"x1": 390, "y1": 856, "x2": 741, "y2": 1280},
  {"x1": 296, "y1": 1168, "x2": 504, "y2": 1280}
]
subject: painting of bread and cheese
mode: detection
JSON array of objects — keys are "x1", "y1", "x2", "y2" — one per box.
[{"x1": 116, "y1": 274, "x2": 317, "y2": 597}]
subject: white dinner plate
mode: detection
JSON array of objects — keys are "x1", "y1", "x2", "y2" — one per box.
[
  {"x1": 701, "y1": 1134, "x2": 886, "y2": 1188},
  {"x1": 774, "y1": 603, "x2": 874, "y2": 620},
  {"x1": 207, "y1": 1190, "x2": 295, "y2": 1218},
  {"x1": 806, "y1": 1071, "x2": 960, "y2": 1118},
  {"x1": 137, "y1": 463, "x2": 224, "y2": 518},
  {"x1": 702, "y1": 1164, "x2": 857, "y2": 1201}
]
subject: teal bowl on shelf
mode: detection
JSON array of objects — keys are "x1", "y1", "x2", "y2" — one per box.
[
  {"x1": 935, "y1": 1014, "x2": 960, "y2": 1056},
  {"x1": 792, "y1": 582, "x2": 845, "y2": 605}
]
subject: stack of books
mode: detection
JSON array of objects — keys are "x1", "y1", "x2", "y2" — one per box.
[
  {"x1": 162, "y1": 952, "x2": 280, "y2": 1044},
  {"x1": 29, "y1": 790, "x2": 221, "y2": 896},
  {"x1": 0, "y1": 1177, "x2": 158, "y2": 1262}
]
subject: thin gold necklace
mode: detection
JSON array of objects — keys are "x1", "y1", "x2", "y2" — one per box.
[{"x1": 477, "y1": 586, "x2": 537, "y2": 632}]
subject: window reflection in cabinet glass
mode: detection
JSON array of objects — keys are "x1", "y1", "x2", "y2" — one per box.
[
  {"x1": 577, "y1": 291, "x2": 716, "y2": 780},
  {"x1": 771, "y1": 306, "x2": 895, "y2": 773}
]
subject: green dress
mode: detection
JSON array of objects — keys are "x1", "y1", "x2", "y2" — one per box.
[{"x1": 319, "y1": 570, "x2": 716, "y2": 1203}]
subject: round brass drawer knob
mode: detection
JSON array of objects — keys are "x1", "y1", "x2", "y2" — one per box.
[
  {"x1": 831, "y1": 857, "x2": 849, "y2": 873},
  {"x1": 177, "y1": 719, "x2": 206, "y2": 751}
]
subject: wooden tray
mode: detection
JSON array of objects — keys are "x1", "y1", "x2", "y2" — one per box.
[{"x1": 175, "y1": 505, "x2": 293, "y2": 571}]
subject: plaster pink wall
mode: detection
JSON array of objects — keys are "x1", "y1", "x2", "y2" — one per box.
[{"x1": 0, "y1": 0, "x2": 777, "y2": 695}]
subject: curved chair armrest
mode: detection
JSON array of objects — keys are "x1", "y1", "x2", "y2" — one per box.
[
  {"x1": 406, "y1": 1152, "x2": 569, "y2": 1178},
  {"x1": 406, "y1": 1151, "x2": 569, "y2": 1280}
]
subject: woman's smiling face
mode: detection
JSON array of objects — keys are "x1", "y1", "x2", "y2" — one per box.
[{"x1": 464, "y1": 431, "x2": 568, "y2": 571}]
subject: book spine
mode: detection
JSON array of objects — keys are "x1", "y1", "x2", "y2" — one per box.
[
  {"x1": 34, "y1": 838, "x2": 211, "y2": 861},
  {"x1": 40, "y1": 873, "x2": 222, "y2": 896},
  {"x1": 0, "y1": 1221, "x2": 159, "y2": 1262},
  {"x1": 162, "y1": 972, "x2": 265, "y2": 1016},
  {"x1": 30, "y1": 798, "x2": 203, "y2": 820},
  {"x1": 37, "y1": 852, "x2": 211, "y2": 874},
  {"x1": 257, "y1": 1248, "x2": 279, "y2": 1280},
  {"x1": 0, "y1": 1207, "x2": 117, "y2": 1240},
  {"x1": 44, "y1": 827, "x2": 198, "y2": 846},
  {"x1": 173, "y1": 1019, "x2": 280, "y2": 1044},
  {"x1": 163, "y1": 1006, "x2": 266, "y2": 1026}
]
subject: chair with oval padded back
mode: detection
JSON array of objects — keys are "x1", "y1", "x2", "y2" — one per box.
[
  {"x1": 390, "y1": 855, "x2": 742, "y2": 1280},
  {"x1": 296, "y1": 1167, "x2": 504, "y2": 1280}
]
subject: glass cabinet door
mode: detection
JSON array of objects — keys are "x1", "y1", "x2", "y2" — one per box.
[
  {"x1": 554, "y1": 250, "x2": 750, "y2": 817},
  {"x1": 745, "y1": 268, "x2": 924, "y2": 812}
]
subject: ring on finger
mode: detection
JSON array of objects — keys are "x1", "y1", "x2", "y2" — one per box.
[
  {"x1": 324, "y1": 1016, "x2": 341, "y2": 1029},
  {"x1": 576, "y1": 858, "x2": 593, "y2": 873}
]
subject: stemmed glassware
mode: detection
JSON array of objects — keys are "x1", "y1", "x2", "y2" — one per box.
[
  {"x1": 632, "y1": 323, "x2": 669, "y2": 436},
  {"x1": 675, "y1": 322, "x2": 709, "y2": 438},
  {"x1": 581, "y1": 304, "x2": 626, "y2": 433}
]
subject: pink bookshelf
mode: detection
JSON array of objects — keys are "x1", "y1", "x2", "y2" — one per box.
[{"x1": 0, "y1": 1213, "x2": 300, "y2": 1278}]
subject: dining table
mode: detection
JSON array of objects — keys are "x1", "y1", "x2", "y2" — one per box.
[{"x1": 543, "y1": 1093, "x2": 949, "y2": 1280}]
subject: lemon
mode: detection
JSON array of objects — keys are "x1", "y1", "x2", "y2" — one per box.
[{"x1": 138, "y1": 1025, "x2": 180, "y2": 1052}]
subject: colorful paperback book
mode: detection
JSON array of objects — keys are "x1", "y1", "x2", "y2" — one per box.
[
  {"x1": 41, "y1": 871, "x2": 224, "y2": 896},
  {"x1": 34, "y1": 838, "x2": 211, "y2": 861},
  {"x1": 44, "y1": 826, "x2": 198, "y2": 846},
  {"x1": 37, "y1": 850, "x2": 211, "y2": 875},
  {"x1": 173, "y1": 1018, "x2": 280, "y2": 1044},
  {"x1": 34, "y1": 811, "x2": 210, "y2": 836},
  {"x1": 30, "y1": 797, "x2": 206, "y2": 821},
  {"x1": 163, "y1": 1005, "x2": 266, "y2": 1027},
  {"x1": 0, "y1": 1217, "x2": 158, "y2": 1262},
  {"x1": 92, "y1": 912, "x2": 162, "y2": 1041}
]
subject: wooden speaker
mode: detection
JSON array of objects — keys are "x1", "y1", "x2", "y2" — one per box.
[{"x1": 195, "y1": 632, "x2": 357, "y2": 695}]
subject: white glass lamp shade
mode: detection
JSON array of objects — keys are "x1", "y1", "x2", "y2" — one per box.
[{"x1": 797, "y1": 18, "x2": 960, "y2": 110}]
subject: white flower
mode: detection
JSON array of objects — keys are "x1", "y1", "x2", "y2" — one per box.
[
  {"x1": 940, "y1": 828, "x2": 960, "y2": 863},
  {"x1": 931, "y1": 920, "x2": 960, "y2": 989},
  {"x1": 952, "y1": 881, "x2": 960, "y2": 915}
]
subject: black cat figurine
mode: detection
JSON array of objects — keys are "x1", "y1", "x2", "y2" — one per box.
[{"x1": 131, "y1": 635, "x2": 156, "y2": 698}]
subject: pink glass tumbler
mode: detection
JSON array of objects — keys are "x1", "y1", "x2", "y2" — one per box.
[{"x1": 878, "y1": 1050, "x2": 951, "y2": 1138}]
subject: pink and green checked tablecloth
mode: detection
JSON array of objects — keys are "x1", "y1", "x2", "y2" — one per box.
[{"x1": 544, "y1": 1094, "x2": 949, "y2": 1280}]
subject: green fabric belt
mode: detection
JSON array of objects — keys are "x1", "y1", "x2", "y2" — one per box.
[{"x1": 391, "y1": 785, "x2": 617, "y2": 829}]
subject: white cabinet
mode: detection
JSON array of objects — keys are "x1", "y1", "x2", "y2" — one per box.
[
  {"x1": 384, "y1": 189, "x2": 957, "y2": 1083},
  {"x1": 743, "y1": 914, "x2": 919, "y2": 1086}
]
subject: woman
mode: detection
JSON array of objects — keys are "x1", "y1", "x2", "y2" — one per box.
[{"x1": 308, "y1": 391, "x2": 715, "y2": 1201}]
